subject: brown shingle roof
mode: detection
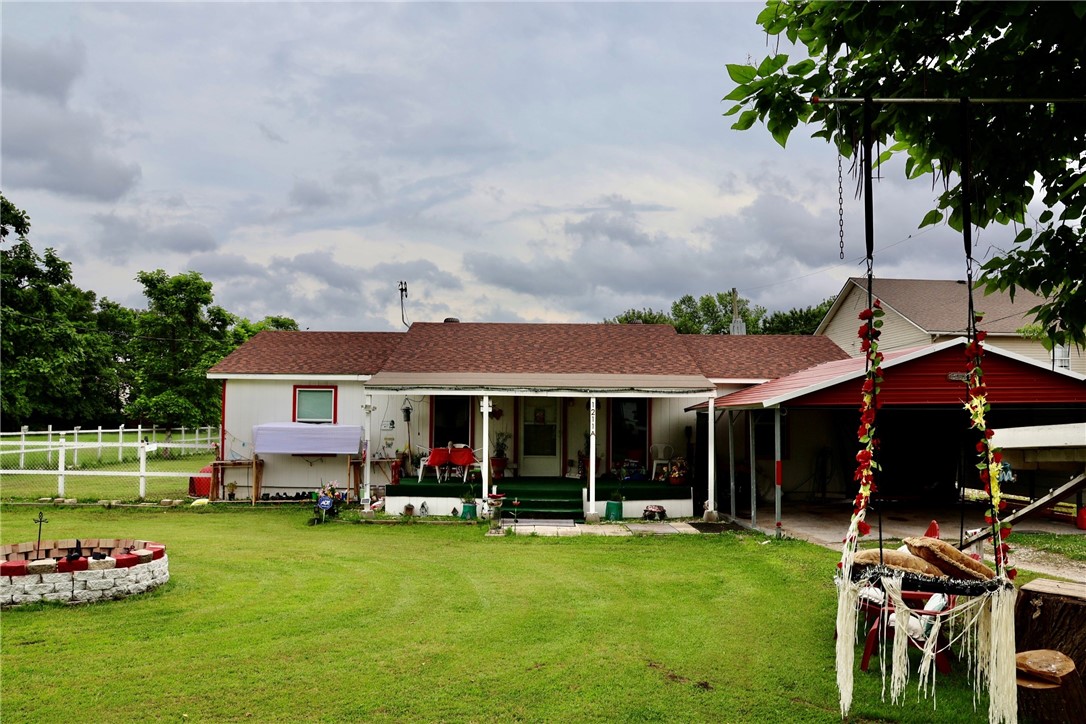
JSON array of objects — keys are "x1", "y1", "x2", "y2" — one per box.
[
  {"x1": 381, "y1": 322, "x2": 705, "y2": 375},
  {"x1": 849, "y1": 278, "x2": 1046, "y2": 334},
  {"x1": 681, "y1": 334, "x2": 848, "y2": 379},
  {"x1": 209, "y1": 331, "x2": 403, "y2": 375}
]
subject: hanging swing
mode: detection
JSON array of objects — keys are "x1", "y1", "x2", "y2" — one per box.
[{"x1": 821, "y1": 96, "x2": 1019, "y2": 724}]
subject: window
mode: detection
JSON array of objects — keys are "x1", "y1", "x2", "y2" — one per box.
[
  {"x1": 610, "y1": 398, "x2": 647, "y2": 465},
  {"x1": 432, "y1": 395, "x2": 471, "y2": 446},
  {"x1": 1053, "y1": 344, "x2": 1071, "y2": 369},
  {"x1": 294, "y1": 386, "x2": 337, "y2": 423}
]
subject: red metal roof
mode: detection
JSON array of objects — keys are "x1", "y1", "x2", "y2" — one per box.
[{"x1": 708, "y1": 340, "x2": 1086, "y2": 410}]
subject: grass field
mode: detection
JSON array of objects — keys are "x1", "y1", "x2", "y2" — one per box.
[{"x1": 2, "y1": 506, "x2": 1006, "y2": 722}]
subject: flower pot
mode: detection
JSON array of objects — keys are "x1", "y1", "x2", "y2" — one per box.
[
  {"x1": 461, "y1": 502, "x2": 477, "y2": 520},
  {"x1": 605, "y1": 500, "x2": 622, "y2": 521},
  {"x1": 490, "y1": 457, "x2": 508, "y2": 480}
]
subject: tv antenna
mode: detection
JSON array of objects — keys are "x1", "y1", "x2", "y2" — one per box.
[{"x1": 398, "y1": 281, "x2": 410, "y2": 328}]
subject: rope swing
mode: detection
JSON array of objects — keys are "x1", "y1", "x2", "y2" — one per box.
[{"x1": 819, "y1": 95, "x2": 1024, "y2": 724}]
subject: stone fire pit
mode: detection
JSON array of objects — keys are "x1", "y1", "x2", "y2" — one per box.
[{"x1": 1, "y1": 538, "x2": 169, "y2": 608}]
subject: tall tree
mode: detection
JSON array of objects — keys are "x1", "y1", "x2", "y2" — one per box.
[
  {"x1": 604, "y1": 308, "x2": 673, "y2": 326},
  {"x1": 1, "y1": 194, "x2": 130, "y2": 428},
  {"x1": 671, "y1": 291, "x2": 767, "y2": 335},
  {"x1": 761, "y1": 296, "x2": 835, "y2": 335},
  {"x1": 725, "y1": 1, "x2": 1086, "y2": 348},
  {"x1": 126, "y1": 270, "x2": 298, "y2": 428}
]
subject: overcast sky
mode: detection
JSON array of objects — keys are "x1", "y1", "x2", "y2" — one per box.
[{"x1": 2, "y1": 1, "x2": 1020, "y2": 331}]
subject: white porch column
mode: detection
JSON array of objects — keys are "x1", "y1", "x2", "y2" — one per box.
[
  {"x1": 727, "y1": 410, "x2": 736, "y2": 519},
  {"x1": 480, "y1": 396, "x2": 491, "y2": 503},
  {"x1": 589, "y1": 397, "x2": 598, "y2": 512},
  {"x1": 363, "y1": 394, "x2": 373, "y2": 507},
  {"x1": 707, "y1": 392, "x2": 717, "y2": 513},
  {"x1": 774, "y1": 407, "x2": 783, "y2": 539},
  {"x1": 748, "y1": 411, "x2": 757, "y2": 528}
]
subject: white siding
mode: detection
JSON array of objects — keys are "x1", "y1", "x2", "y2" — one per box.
[{"x1": 823, "y1": 285, "x2": 931, "y2": 355}]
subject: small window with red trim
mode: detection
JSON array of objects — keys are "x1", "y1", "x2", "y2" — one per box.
[{"x1": 294, "y1": 386, "x2": 337, "y2": 424}]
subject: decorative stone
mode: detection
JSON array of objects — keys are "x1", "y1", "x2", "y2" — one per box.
[
  {"x1": 27, "y1": 583, "x2": 56, "y2": 595},
  {"x1": 63, "y1": 499, "x2": 77, "y2": 504},
  {"x1": 87, "y1": 556, "x2": 115, "y2": 571},
  {"x1": 75, "y1": 569, "x2": 105, "y2": 581},
  {"x1": 27, "y1": 559, "x2": 57, "y2": 574},
  {"x1": 131, "y1": 549, "x2": 153, "y2": 564},
  {"x1": 87, "y1": 579, "x2": 114, "y2": 591},
  {"x1": 44, "y1": 591, "x2": 71, "y2": 602}
]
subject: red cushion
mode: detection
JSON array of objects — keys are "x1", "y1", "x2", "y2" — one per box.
[
  {"x1": 113, "y1": 553, "x2": 139, "y2": 568},
  {"x1": 1, "y1": 560, "x2": 28, "y2": 576}
]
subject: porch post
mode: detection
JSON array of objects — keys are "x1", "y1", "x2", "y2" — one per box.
[
  {"x1": 774, "y1": 407, "x2": 782, "y2": 538},
  {"x1": 706, "y1": 392, "x2": 717, "y2": 514},
  {"x1": 480, "y1": 396, "x2": 491, "y2": 502},
  {"x1": 589, "y1": 396, "x2": 598, "y2": 516},
  {"x1": 363, "y1": 394, "x2": 373, "y2": 507},
  {"x1": 748, "y1": 411, "x2": 757, "y2": 528},
  {"x1": 728, "y1": 410, "x2": 736, "y2": 519}
]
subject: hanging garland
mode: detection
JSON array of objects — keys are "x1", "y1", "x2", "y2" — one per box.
[
  {"x1": 963, "y1": 313, "x2": 1016, "y2": 579},
  {"x1": 847, "y1": 299, "x2": 885, "y2": 542}
]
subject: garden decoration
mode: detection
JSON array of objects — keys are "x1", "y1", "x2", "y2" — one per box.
[
  {"x1": 32, "y1": 511, "x2": 47, "y2": 559},
  {"x1": 487, "y1": 492, "x2": 505, "y2": 529},
  {"x1": 819, "y1": 96, "x2": 1018, "y2": 724},
  {"x1": 310, "y1": 481, "x2": 345, "y2": 525}
]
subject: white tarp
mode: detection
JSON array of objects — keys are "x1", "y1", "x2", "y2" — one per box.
[{"x1": 252, "y1": 422, "x2": 364, "y2": 455}]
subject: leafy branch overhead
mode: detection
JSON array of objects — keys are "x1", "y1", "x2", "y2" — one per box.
[{"x1": 725, "y1": 0, "x2": 1086, "y2": 348}]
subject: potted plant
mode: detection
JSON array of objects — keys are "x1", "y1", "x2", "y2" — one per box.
[
  {"x1": 225, "y1": 481, "x2": 238, "y2": 501},
  {"x1": 460, "y1": 485, "x2": 478, "y2": 520},
  {"x1": 491, "y1": 431, "x2": 512, "y2": 479},
  {"x1": 606, "y1": 488, "x2": 623, "y2": 521}
]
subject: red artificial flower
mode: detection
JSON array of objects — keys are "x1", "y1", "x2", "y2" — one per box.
[
  {"x1": 873, "y1": 299, "x2": 882, "y2": 309},
  {"x1": 858, "y1": 308, "x2": 874, "y2": 321},
  {"x1": 856, "y1": 449, "x2": 872, "y2": 464},
  {"x1": 993, "y1": 451, "x2": 1003, "y2": 464},
  {"x1": 976, "y1": 330, "x2": 988, "y2": 342},
  {"x1": 999, "y1": 526, "x2": 1012, "y2": 540},
  {"x1": 861, "y1": 378, "x2": 874, "y2": 392},
  {"x1": 1007, "y1": 568, "x2": 1018, "y2": 580},
  {"x1": 858, "y1": 323, "x2": 870, "y2": 338},
  {"x1": 976, "y1": 441, "x2": 986, "y2": 453},
  {"x1": 857, "y1": 520, "x2": 871, "y2": 537},
  {"x1": 985, "y1": 428, "x2": 995, "y2": 439}
]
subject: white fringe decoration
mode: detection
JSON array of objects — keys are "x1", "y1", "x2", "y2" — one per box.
[
  {"x1": 835, "y1": 577, "x2": 860, "y2": 717},
  {"x1": 986, "y1": 586, "x2": 1018, "y2": 724}
]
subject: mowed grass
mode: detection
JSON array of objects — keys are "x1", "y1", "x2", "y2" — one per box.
[
  {"x1": 1, "y1": 453, "x2": 216, "y2": 501},
  {"x1": 3, "y1": 507, "x2": 995, "y2": 722}
]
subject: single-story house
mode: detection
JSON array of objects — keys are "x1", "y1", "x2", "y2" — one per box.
[{"x1": 207, "y1": 322, "x2": 846, "y2": 518}]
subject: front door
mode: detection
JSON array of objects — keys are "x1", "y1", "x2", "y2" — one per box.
[
  {"x1": 520, "y1": 398, "x2": 560, "y2": 476},
  {"x1": 432, "y1": 395, "x2": 471, "y2": 448}
]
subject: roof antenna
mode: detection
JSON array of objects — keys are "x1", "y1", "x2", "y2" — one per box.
[{"x1": 398, "y1": 281, "x2": 410, "y2": 329}]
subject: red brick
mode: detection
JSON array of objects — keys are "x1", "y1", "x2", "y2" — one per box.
[
  {"x1": 57, "y1": 557, "x2": 89, "y2": 573},
  {"x1": 1, "y1": 560, "x2": 28, "y2": 576},
  {"x1": 113, "y1": 553, "x2": 139, "y2": 569}
]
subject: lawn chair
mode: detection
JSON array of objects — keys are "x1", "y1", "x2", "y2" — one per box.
[{"x1": 860, "y1": 591, "x2": 957, "y2": 675}]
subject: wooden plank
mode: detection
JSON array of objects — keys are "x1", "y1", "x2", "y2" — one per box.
[
  {"x1": 1023, "y1": 579, "x2": 1086, "y2": 600},
  {"x1": 961, "y1": 472, "x2": 1086, "y2": 550}
]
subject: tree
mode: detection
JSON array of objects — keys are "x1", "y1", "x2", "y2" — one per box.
[
  {"x1": 761, "y1": 296, "x2": 835, "y2": 335},
  {"x1": 126, "y1": 269, "x2": 298, "y2": 429},
  {"x1": 670, "y1": 291, "x2": 766, "y2": 335},
  {"x1": 604, "y1": 308, "x2": 673, "y2": 326},
  {"x1": 1, "y1": 194, "x2": 131, "y2": 428},
  {"x1": 725, "y1": 1, "x2": 1086, "y2": 348}
]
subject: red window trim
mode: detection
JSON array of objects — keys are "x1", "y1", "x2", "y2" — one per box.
[{"x1": 292, "y1": 385, "x2": 338, "y2": 424}]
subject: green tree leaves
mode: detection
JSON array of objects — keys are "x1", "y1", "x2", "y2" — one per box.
[{"x1": 726, "y1": 1, "x2": 1086, "y2": 347}]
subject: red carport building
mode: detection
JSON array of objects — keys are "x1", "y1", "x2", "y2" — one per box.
[{"x1": 691, "y1": 339, "x2": 1086, "y2": 532}]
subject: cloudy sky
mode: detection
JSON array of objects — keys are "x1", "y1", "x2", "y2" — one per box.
[{"x1": 2, "y1": 1, "x2": 1019, "y2": 331}]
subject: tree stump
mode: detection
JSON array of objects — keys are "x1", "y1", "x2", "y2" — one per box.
[
  {"x1": 1015, "y1": 579, "x2": 1086, "y2": 723},
  {"x1": 1016, "y1": 649, "x2": 1086, "y2": 723}
]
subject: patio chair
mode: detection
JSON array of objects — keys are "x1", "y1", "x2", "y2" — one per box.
[{"x1": 860, "y1": 591, "x2": 957, "y2": 675}]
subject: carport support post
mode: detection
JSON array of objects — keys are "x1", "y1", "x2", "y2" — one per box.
[
  {"x1": 748, "y1": 411, "x2": 757, "y2": 528},
  {"x1": 480, "y1": 396, "x2": 491, "y2": 503},
  {"x1": 588, "y1": 397, "x2": 598, "y2": 520},
  {"x1": 728, "y1": 411, "x2": 736, "y2": 519},
  {"x1": 707, "y1": 392, "x2": 717, "y2": 514},
  {"x1": 774, "y1": 408, "x2": 782, "y2": 539},
  {"x1": 363, "y1": 394, "x2": 373, "y2": 507}
]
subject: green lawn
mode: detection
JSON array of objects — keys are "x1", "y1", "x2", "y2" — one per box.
[{"x1": 2, "y1": 506, "x2": 1002, "y2": 722}]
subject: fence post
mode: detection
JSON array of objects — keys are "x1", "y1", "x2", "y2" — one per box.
[
  {"x1": 118, "y1": 424, "x2": 125, "y2": 462},
  {"x1": 47, "y1": 424, "x2": 54, "y2": 466},
  {"x1": 152, "y1": 424, "x2": 157, "y2": 443},
  {"x1": 139, "y1": 439, "x2": 147, "y2": 499},
  {"x1": 58, "y1": 433, "x2": 67, "y2": 498},
  {"x1": 137, "y1": 423, "x2": 143, "y2": 448},
  {"x1": 19, "y1": 425, "x2": 27, "y2": 469},
  {"x1": 73, "y1": 426, "x2": 81, "y2": 468},
  {"x1": 97, "y1": 426, "x2": 103, "y2": 462}
]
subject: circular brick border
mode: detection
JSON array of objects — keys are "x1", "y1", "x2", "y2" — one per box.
[{"x1": 1, "y1": 539, "x2": 169, "y2": 608}]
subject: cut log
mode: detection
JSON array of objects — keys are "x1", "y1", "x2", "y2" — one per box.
[{"x1": 1016, "y1": 649, "x2": 1086, "y2": 724}]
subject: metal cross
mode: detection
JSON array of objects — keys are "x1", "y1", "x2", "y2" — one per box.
[{"x1": 33, "y1": 511, "x2": 48, "y2": 557}]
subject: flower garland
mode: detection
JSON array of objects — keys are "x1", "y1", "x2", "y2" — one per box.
[
  {"x1": 963, "y1": 315, "x2": 1016, "y2": 579},
  {"x1": 848, "y1": 299, "x2": 885, "y2": 542}
]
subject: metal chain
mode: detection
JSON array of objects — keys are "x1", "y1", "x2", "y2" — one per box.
[{"x1": 836, "y1": 104, "x2": 845, "y2": 259}]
